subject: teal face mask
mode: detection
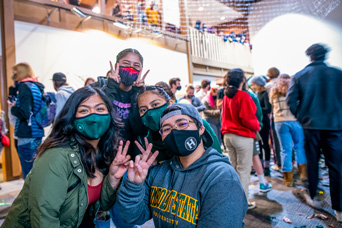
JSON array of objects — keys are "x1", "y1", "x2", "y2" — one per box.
[
  {"x1": 141, "y1": 103, "x2": 168, "y2": 132},
  {"x1": 74, "y1": 113, "x2": 111, "y2": 140}
]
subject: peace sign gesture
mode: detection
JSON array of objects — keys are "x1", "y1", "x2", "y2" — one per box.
[
  {"x1": 108, "y1": 61, "x2": 120, "y2": 83},
  {"x1": 127, "y1": 138, "x2": 159, "y2": 184},
  {"x1": 133, "y1": 69, "x2": 150, "y2": 87},
  {"x1": 108, "y1": 140, "x2": 131, "y2": 188}
]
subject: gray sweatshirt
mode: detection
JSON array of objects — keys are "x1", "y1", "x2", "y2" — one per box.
[
  {"x1": 56, "y1": 85, "x2": 75, "y2": 117},
  {"x1": 118, "y1": 148, "x2": 247, "y2": 227}
]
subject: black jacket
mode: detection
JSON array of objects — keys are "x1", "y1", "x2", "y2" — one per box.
[
  {"x1": 257, "y1": 90, "x2": 272, "y2": 119},
  {"x1": 102, "y1": 78, "x2": 148, "y2": 158},
  {"x1": 11, "y1": 81, "x2": 45, "y2": 138},
  {"x1": 286, "y1": 61, "x2": 342, "y2": 130}
]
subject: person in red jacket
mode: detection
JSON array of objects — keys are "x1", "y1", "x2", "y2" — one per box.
[{"x1": 221, "y1": 68, "x2": 260, "y2": 210}]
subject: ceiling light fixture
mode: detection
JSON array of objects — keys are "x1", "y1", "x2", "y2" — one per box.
[
  {"x1": 198, "y1": 7, "x2": 204, "y2": 11},
  {"x1": 92, "y1": 6, "x2": 101, "y2": 14}
]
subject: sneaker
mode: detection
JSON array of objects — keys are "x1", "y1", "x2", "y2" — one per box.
[
  {"x1": 260, "y1": 183, "x2": 272, "y2": 193},
  {"x1": 248, "y1": 201, "x2": 256, "y2": 210},
  {"x1": 336, "y1": 211, "x2": 342, "y2": 223},
  {"x1": 264, "y1": 167, "x2": 271, "y2": 177}
]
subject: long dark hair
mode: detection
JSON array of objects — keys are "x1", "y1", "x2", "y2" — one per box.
[
  {"x1": 37, "y1": 86, "x2": 121, "y2": 178},
  {"x1": 116, "y1": 48, "x2": 144, "y2": 66},
  {"x1": 224, "y1": 68, "x2": 245, "y2": 98}
]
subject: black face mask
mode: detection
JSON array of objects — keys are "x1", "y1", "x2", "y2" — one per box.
[
  {"x1": 212, "y1": 96, "x2": 217, "y2": 100},
  {"x1": 187, "y1": 95, "x2": 194, "y2": 99},
  {"x1": 163, "y1": 129, "x2": 201, "y2": 156},
  {"x1": 119, "y1": 66, "x2": 140, "y2": 86},
  {"x1": 177, "y1": 86, "x2": 182, "y2": 91}
]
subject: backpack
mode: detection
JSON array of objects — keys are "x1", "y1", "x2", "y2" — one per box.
[
  {"x1": 38, "y1": 92, "x2": 57, "y2": 128},
  {"x1": 25, "y1": 82, "x2": 57, "y2": 128}
]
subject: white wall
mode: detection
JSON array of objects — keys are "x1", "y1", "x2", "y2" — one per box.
[
  {"x1": 249, "y1": 0, "x2": 342, "y2": 76},
  {"x1": 14, "y1": 21, "x2": 189, "y2": 93}
]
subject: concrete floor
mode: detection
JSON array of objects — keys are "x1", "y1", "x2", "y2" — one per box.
[{"x1": 0, "y1": 167, "x2": 341, "y2": 228}]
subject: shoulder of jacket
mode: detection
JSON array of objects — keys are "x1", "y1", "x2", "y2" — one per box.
[{"x1": 39, "y1": 146, "x2": 80, "y2": 166}]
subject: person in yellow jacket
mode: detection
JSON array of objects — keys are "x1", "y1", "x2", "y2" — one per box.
[{"x1": 145, "y1": 1, "x2": 160, "y2": 26}]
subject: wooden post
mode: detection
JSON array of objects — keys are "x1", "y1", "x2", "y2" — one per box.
[{"x1": 0, "y1": 0, "x2": 22, "y2": 181}]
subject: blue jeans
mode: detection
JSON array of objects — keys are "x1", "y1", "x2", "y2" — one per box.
[
  {"x1": 17, "y1": 138, "x2": 42, "y2": 179},
  {"x1": 275, "y1": 121, "x2": 306, "y2": 172}
]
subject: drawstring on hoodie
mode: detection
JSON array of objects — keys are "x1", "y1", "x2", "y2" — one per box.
[{"x1": 28, "y1": 111, "x2": 33, "y2": 126}]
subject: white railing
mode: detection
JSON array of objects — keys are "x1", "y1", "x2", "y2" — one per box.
[{"x1": 188, "y1": 27, "x2": 253, "y2": 69}]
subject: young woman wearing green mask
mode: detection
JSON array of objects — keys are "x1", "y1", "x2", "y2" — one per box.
[
  {"x1": 1, "y1": 86, "x2": 130, "y2": 228},
  {"x1": 136, "y1": 86, "x2": 222, "y2": 162}
]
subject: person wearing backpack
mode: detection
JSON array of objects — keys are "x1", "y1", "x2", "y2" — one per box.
[
  {"x1": 53, "y1": 72, "x2": 75, "y2": 118},
  {"x1": 8, "y1": 63, "x2": 45, "y2": 179}
]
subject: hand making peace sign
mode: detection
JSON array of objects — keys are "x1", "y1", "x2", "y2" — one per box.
[
  {"x1": 127, "y1": 138, "x2": 159, "y2": 184},
  {"x1": 108, "y1": 140, "x2": 131, "y2": 188}
]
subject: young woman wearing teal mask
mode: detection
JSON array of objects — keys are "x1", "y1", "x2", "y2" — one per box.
[
  {"x1": 2, "y1": 86, "x2": 131, "y2": 228},
  {"x1": 136, "y1": 86, "x2": 222, "y2": 162}
]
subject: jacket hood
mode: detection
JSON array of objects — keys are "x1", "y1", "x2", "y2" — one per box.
[
  {"x1": 170, "y1": 147, "x2": 230, "y2": 172},
  {"x1": 58, "y1": 85, "x2": 75, "y2": 94},
  {"x1": 21, "y1": 81, "x2": 45, "y2": 92}
]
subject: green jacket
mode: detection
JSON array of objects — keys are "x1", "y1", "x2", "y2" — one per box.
[
  {"x1": 2, "y1": 138, "x2": 117, "y2": 228},
  {"x1": 245, "y1": 90, "x2": 263, "y2": 130}
]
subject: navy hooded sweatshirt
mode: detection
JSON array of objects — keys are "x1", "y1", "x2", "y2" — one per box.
[{"x1": 118, "y1": 148, "x2": 247, "y2": 227}]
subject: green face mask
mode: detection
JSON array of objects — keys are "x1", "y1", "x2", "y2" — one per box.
[
  {"x1": 74, "y1": 113, "x2": 111, "y2": 140},
  {"x1": 141, "y1": 103, "x2": 168, "y2": 132}
]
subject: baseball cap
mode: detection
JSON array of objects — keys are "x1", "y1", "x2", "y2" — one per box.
[
  {"x1": 160, "y1": 103, "x2": 213, "y2": 148},
  {"x1": 52, "y1": 72, "x2": 66, "y2": 81}
]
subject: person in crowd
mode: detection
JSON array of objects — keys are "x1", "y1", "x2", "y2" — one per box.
[
  {"x1": 104, "y1": 48, "x2": 148, "y2": 228},
  {"x1": 53, "y1": 72, "x2": 75, "y2": 118},
  {"x1": 265, "y1": 67, "x2": 280, "y2": 90},
  {"x1": 7, "y1": 77, "x2": 19, "y2": 151},
  {"x1": 194, "y1": 20, "x2": 201, "y2": 30},
  {"x1": 269, "y1": 74, "x2": 307, "y2": 187},
  {"x1": 217, "y1": 73, "x2": 228, "y2": 110},
  {"x1": 179, "y1": 85, "x2": 206, "y2": 112},
  {"x1": 7, "y1": 63, "x2": 44, "y2": 179},
  {"x1": 145, "y1": 1, "x2": 160, "y2": 27},
  {"x1": 169, "y1": 77, "x2": 181, "y2": 102},
  {"x1": 137, "y1": 2, "x2": 147, "y2": 24},
  {"x1": 218, "y1": 75, "x2": 272, "y2": 194},
  {"x1": 241, "y1": 78, "x2": 272, "y2": 193},
  {"x1": 112, "y1": 0, "x2": 122, "y2": 17},
  {"x1": 122, "y1": 5, "x2": 133, "y2": 21},
  {"x1": 118, "y1": 103, "x2": 247, "y2": 227},
  {"x1": 221, "y1": 68, "x2": 260, "y2": 209},
  {"x1": 196, "y1": 79, "x2": 211, "y2": 101},
  {"x1": 136, "y1": 86, "x2": 222, "y2": 163},
  {"x1": 1, "y1": 86, "x2": 130, "y2": 228},
  {"x1": 84, "y1": 77, "x2": 96, "y2": 86},
  {"x1": 201, "y1": 87, "x2": 221, "y2": 144},
  {"x1": 287, "y1": 43, "x2": 342, "y2": 222},
  {"x1": 195, "y1": 84, "x2": 201, "y2": 93},
  {"x1": 155, "y1": 81, "x2": 176, "y2": 102},
  {"x1": 250, "y1": 75, "x2": 272, "y2": 176},
  {"x1": 265, "y1": 67, "x2": 282, "y2": 172}
]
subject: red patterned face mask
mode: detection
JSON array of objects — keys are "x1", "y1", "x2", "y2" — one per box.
[{"x1": 119, "y1": 66, "x2": 140, "y2": 86}]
